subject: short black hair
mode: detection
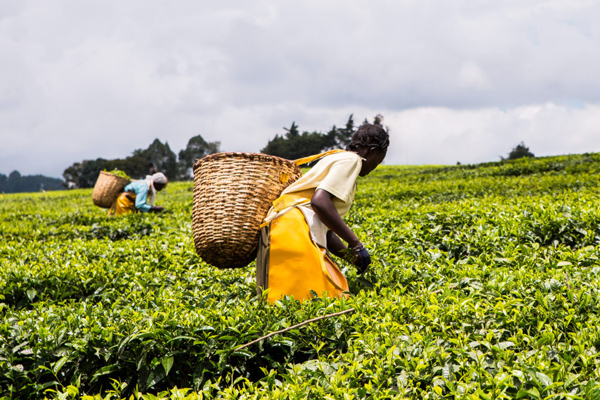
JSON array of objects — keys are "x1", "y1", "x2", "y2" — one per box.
[{"x1": 346, "y1": 123, "x2": 390, "y2": 151}]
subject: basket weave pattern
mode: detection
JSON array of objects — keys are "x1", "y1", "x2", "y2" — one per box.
[
  {"x1": 92, "y1": 171, "x2": 131, "y2": 209},
  {"x1": 192, "y1": 152, "x2": 302, "y2": 269}
]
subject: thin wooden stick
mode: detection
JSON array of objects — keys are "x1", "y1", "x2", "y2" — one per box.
[{"x1": 234, "y1": 308, "x2": 356, "y2": 352}]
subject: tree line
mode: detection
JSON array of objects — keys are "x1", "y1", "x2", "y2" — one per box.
[
  {"x1": 62, "y1": 135, "x2": 221, "y2": 189},
  {"x1": 3, "y1": 113, "x2": 536, "y2": 193},
  {"x1": 260, "y1": 114, "x2": 384, "y2": 160},
  {"x1": 0, "y1": 171, "x2": 65, "y2": 194},
  {"x1": 62, "y1": 114, "x2": 378, "y2": 189}
]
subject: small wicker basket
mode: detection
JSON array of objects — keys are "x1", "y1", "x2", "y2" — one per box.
[
  {"x1": 192, "y1": 152, "x2": 302, "y2": 269},
  {"x1": 92, "y1": 171, "x2": 131, "y2": 209}
]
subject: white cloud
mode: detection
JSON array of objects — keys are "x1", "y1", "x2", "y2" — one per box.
[
  {"x1": 1, "y1": 0, "x2": 600, "y2": 178},
  {"x1": 458, "y1": 62, "x2": 489, "y2": 90},
  {"x1": 386, "y1": 102, "x2": 600, "y2": 165}
]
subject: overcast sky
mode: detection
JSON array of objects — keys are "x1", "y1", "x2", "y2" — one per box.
[{"x1": 1, "y1": 0, "x2": 600, "y2": 178}]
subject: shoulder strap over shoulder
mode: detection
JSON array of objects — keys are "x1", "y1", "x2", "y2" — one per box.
[{"x1": 293, "y1": 149, "x2": 346, "y2": 166}]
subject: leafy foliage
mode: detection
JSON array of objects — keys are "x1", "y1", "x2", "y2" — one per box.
[
  {"x1": 261, "y1": 122, "x2": 333, "y2": 160},
  {"x1": 0, "y1": 170, "x2": 65, "y2": 193},
  {"x1": 3, "y1": 152, "x2": 600, "y2": 399},
  {"x1": 178, "y1": 135, "x2": 221, "y2": 180},
  {"x1": 134, "y1": 139, "x2": 179, "y2": 180},
  {"x1": 103, "y1": 169, "x2": 131, "y2": 180},
  {"x1": 63, "y1": 139, "x2": 179, "y2": 188},
  {"x1": 503, "y1": 141, "x2": 535, "y2": 160},
  {"x1": 63, "y1": 135, "x2": 221, "y2": 188},
  {"x1": 262, "y1": 114, "x2": 370, "y2": 159}
]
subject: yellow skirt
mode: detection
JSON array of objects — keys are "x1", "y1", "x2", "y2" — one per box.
[
  {"x1": 257, "y1": 207, "x2": 349, "y2": 303},
  {"x1": 108, "y1": 192, "x2": 137, "y2": 216}
]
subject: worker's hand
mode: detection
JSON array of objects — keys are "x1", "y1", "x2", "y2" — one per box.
[
  {"x1": 150, "y1": 206, "x2": 164, "y2": 213},
  {"x1": 352, "y1": 245, "x2": 371, "y2": 274}
]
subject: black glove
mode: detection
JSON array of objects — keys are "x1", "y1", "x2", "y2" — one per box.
[{"x1": 352, "y1": 245, "x2": 371, "y2": 274}]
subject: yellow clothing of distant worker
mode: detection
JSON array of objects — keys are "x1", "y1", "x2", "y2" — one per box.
[
  {"x1": 108, "y1": 174, "x2": 166, "y2": 216},
  {"x1": 108, "y1": 192, "x2": 137, "y2": 216},
  {"x1": 257, "y1": 150, "x2": 363, "y2": 303}
]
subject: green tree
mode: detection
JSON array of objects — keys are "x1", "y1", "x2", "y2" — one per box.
[
  {"x1": 63, "y1": 139, "x2": 179, "y2": 188},
  {"x1": 0, "y1": 170, "x2": 63, "y2": 193},
  {"x1": 178, "y1": 135, "x2": 221, "y2": 180},
  {"x1": 323, "y1": 114, "x2": 355, "y2": 151},
  {"x1": 503, "y1": 141, "x2": 535, "y2": 160},
  {"x1": 78, "y1": 159, "x2": 110, "y2": 188},
  {"x1": 362, "y1": 113, "x2": 384, "y2": 128},
  {"x1": 373, "y1": 113, "x2": 384, "y2": 127},
  {"x1": 7, "y1": 170, "x2": 23, "y2": 192},
  {"x1": 134, "y1": 139, "x2": 178, "y2": 180},
  {"x1": 261, "y1": 122, "x2": 329, "y2": 160},
  {"x1": 103, "y1": 154, "x2": 149, "y2": 180},
  {"x1": 63, "y1": 158, "x2": 122, "y2": 189},
  {"x1": 63, "y1": 162, "x2": 83, "y2": 186},
  {"x1": 261, "y1": 114, "x2": 382, "y2": 160},
  {"x1": 0, "y1": 173, "x2": 8, "y2": 192}
]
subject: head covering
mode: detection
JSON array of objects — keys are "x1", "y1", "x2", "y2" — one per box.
[
  {"x1": 144, "y1": 172, "x2": 168, "y2": 205},
  {"x1": 150, "y1": 172, "x2": 167, "y2": 185}
]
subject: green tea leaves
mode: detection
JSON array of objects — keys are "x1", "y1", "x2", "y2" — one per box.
[{"x1": 3, "y1": 155, "x2": 600, "y2": 398}]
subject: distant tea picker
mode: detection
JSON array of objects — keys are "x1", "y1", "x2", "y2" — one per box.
[
  {"x1": 92, "y1": 167, "x2": 168, "y2": 215},
  {"x1": 108, "y1": 172, "x2": 168, "y2": 216}
]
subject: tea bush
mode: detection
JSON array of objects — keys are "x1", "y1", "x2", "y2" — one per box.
[{"x1": 2, "y1": 153, "x2": 600, "y2": 399}]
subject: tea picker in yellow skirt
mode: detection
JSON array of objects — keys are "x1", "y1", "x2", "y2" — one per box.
[
  {"x1": 108, "y1": 172, "x2": 168, "y2": 216},
  {"x1": 257, "y1": 123, "x2": 389, "y2": 303}
]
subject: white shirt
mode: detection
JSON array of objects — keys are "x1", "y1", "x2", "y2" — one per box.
[{"x1": 267, "y1": 151, "x2": 363, "y2": 247}]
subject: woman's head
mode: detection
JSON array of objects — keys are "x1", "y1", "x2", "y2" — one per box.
[
  {"x1": 150, "y1": 172, "x2": 168, "y2": 191},
  {"x1": 346, "y1": 123, "x2": 389, "y2": 176}
]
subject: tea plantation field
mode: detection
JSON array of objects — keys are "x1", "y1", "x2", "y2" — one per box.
[{"x1": 3, "y1": 153, "x2": 600, "y2": 399}]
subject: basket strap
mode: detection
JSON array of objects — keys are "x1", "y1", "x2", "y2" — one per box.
[
  {"x1": 260, "y1": 194, "x2": 310, "y2": 228},
  {"x1": 259, "y1": 150, "x2": 347, "y2": 228},
  {"x1": 293, "y1": 149, "x2": 346, "y2": 166}
]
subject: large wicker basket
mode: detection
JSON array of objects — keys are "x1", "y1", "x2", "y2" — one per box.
[
  {"x1": 92, "y1": 171, "x2": 131, "y2": 209},
  {"x1": 192, "y1": 152, "x2": 302, "y2": 269}
]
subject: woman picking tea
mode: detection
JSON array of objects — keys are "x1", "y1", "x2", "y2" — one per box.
[
  {"x1": 109, "y1": 172, "x2": 168, "y2": 216},
  {"x1": 256, "y1": 123, "x2": 389, "y2": 303}
]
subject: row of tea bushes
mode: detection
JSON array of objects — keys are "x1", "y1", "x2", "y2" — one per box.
[{"x1": 2, "y1": 153, "x2": 600, "y2": 398}]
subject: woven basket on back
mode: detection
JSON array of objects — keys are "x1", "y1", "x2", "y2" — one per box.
[
  {"x1": 92, "y1": 171, "x2": 131, "y2": 209},
  {"x1": 192, "y1": 152, "x2": 302, "y2": 269}
]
